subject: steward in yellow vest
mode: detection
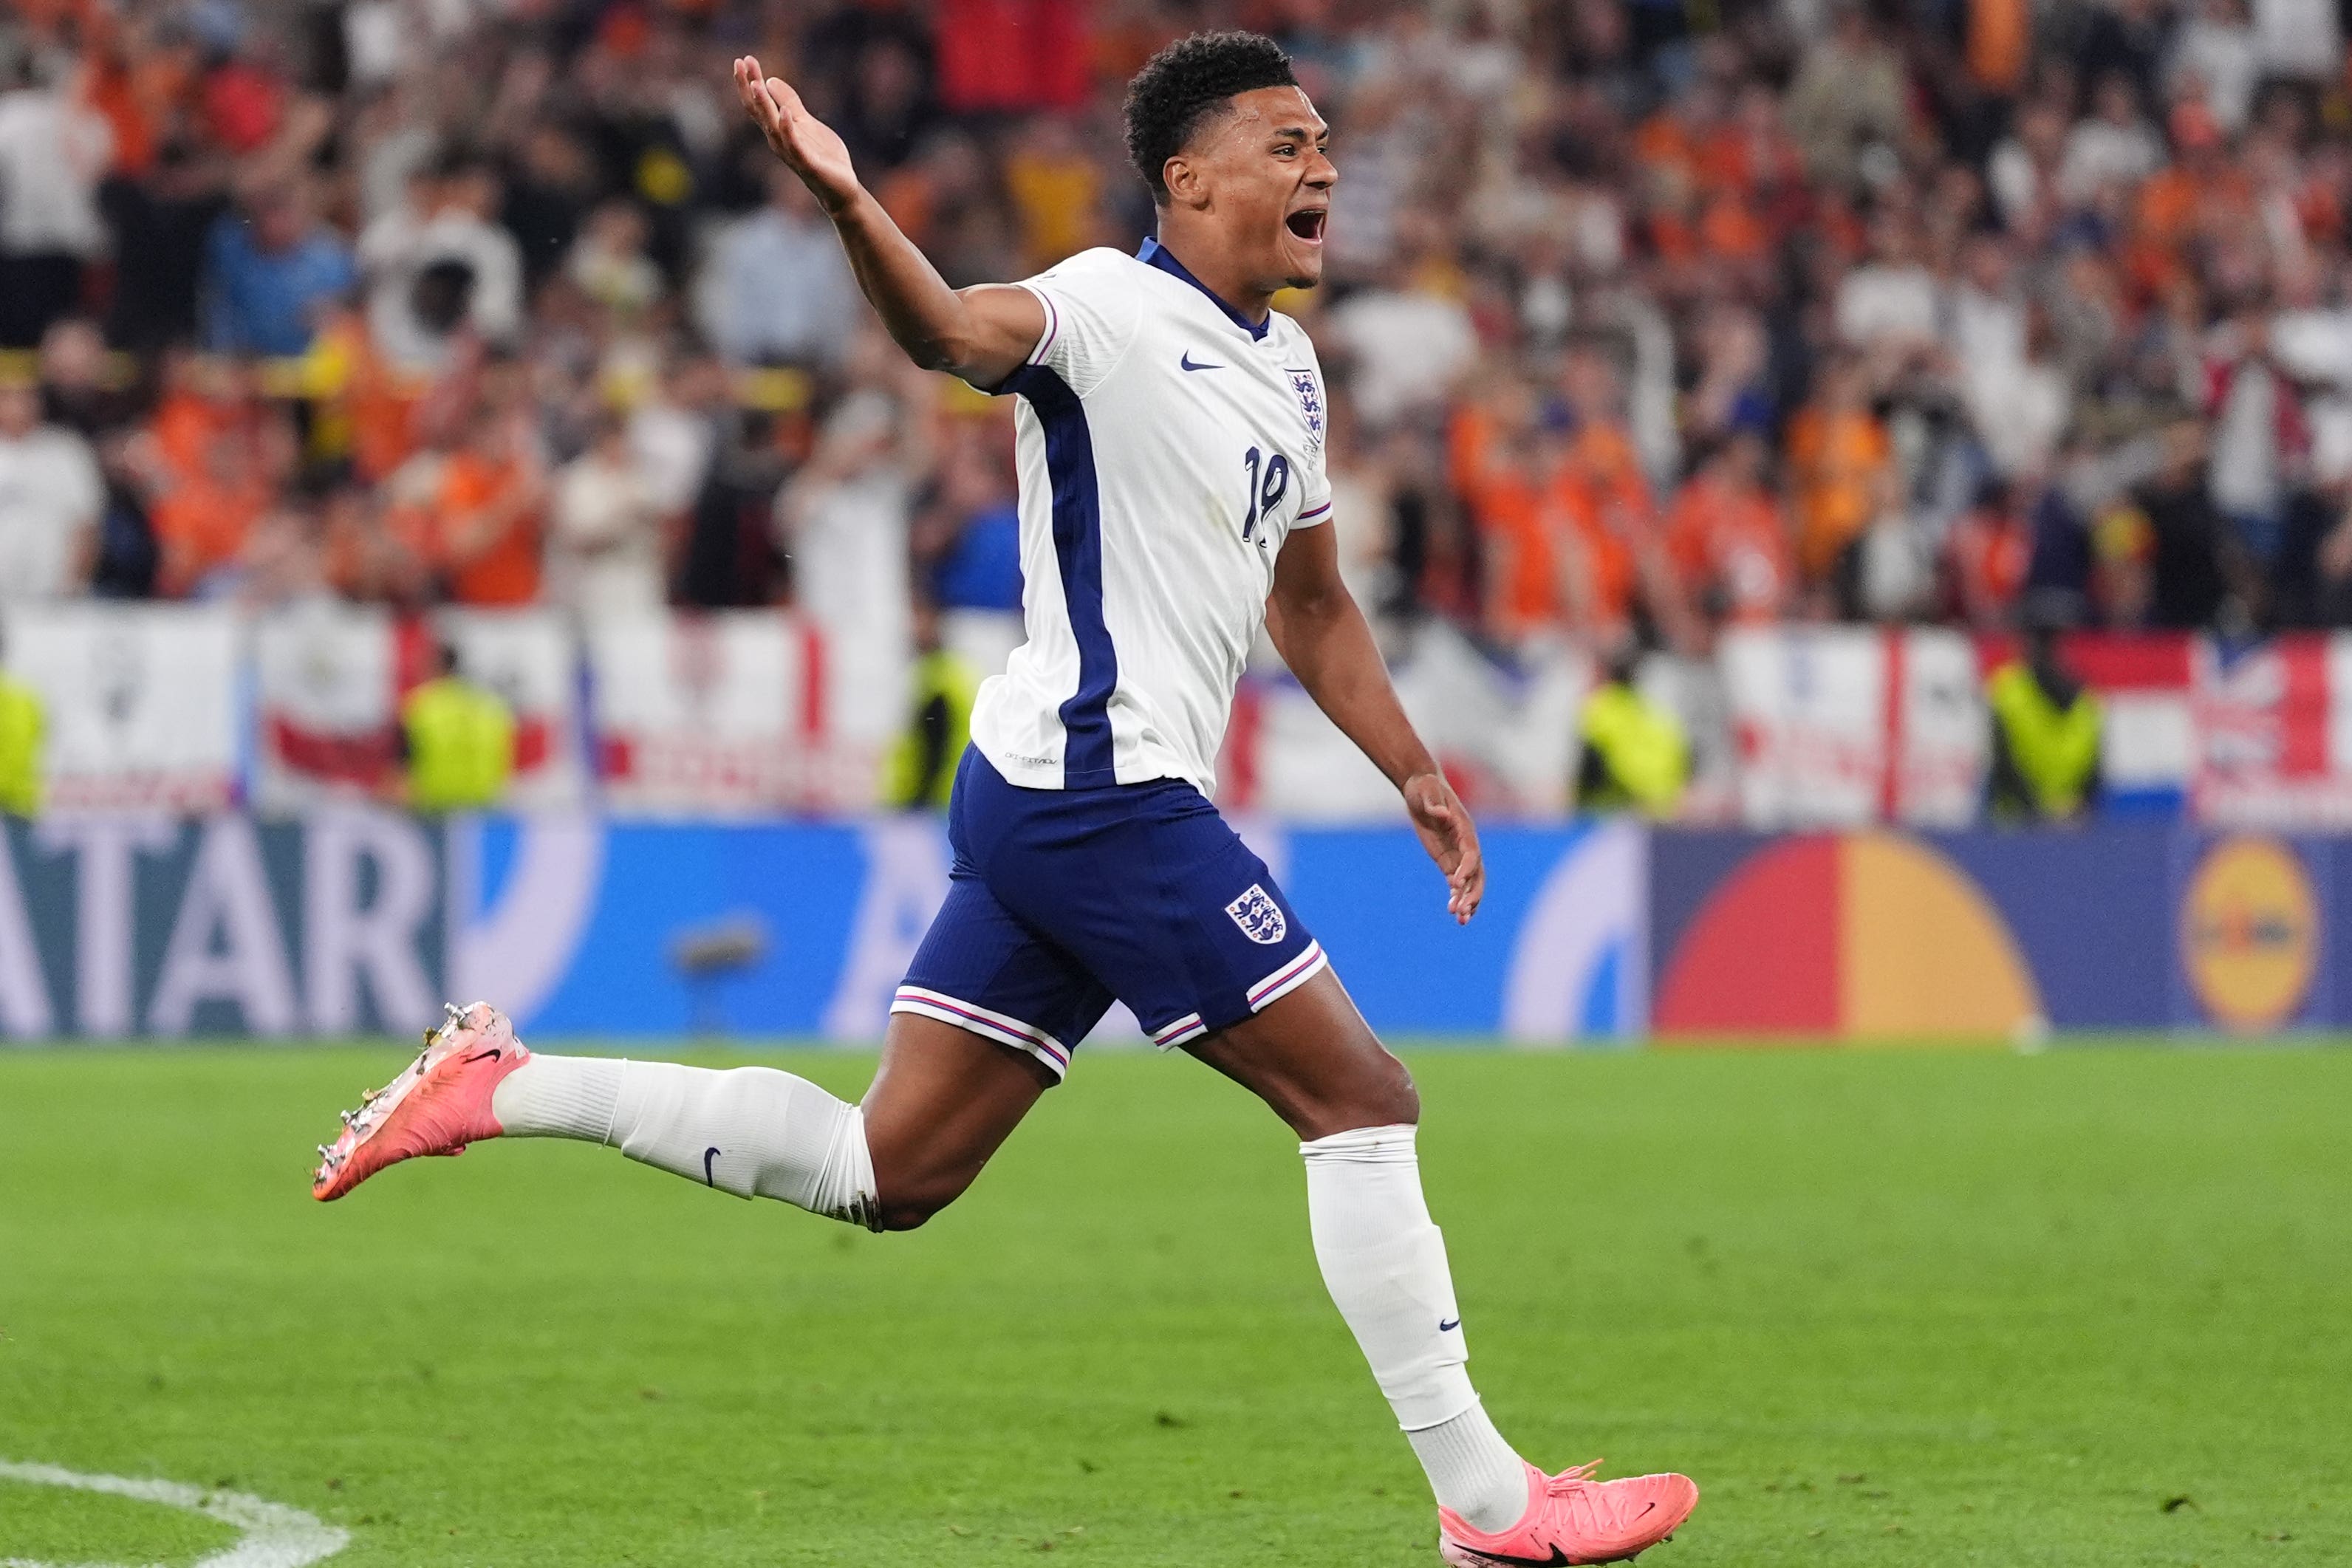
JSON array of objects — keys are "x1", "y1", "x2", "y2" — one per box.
[
  {"x1": 1574, "y1": 651, "x2": 1689, "y2": 817},
  {"x1": 399, "y1": 643, "x2": 516, "y2": 812},
  {"x1": 884, "y1": 613, "x2": 979, "y2": 811},
  {"x1": 0, "y1": 654, "x2": 44, "y2": 818},
  {"x1": 1986, "y1": 625, "x2": 2101, "y2": 822}
]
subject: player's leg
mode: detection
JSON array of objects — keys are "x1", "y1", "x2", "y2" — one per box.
[
  {"x1": 490, "y1": 1044, "x2": 883, "y2": 1222},
  {"x1": 308, "y1": 996, "x2": 893, "y2": 1219},
  {"x1": 500, "y1": 1007, "x2": 1051, "y2": 1232},
  {"x1": 1183, "y1": 970, "x2": 1528, "y2": 1533},
  {"x1": 386, "y1": 865, "x2": 1081, "y2": 1221},
  {"x1": 318, "y1": 997, "x2": 1060, "y2": 1226},
  {"x1": 859, "y1": 1012, "x2": 1056, "y2": 1230},
  {"x1": 1192, "y1": 968, "x2": 1696, "y2": 1564}
]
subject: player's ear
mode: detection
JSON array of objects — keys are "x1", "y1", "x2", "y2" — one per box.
[{"x1": 1162, "y1": 153, "x2": 1211, "y2": 213}]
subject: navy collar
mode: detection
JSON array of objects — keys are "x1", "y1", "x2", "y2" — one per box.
[{"x1": 1137, "y1": 236, "x2": 1271, "y2": 342}]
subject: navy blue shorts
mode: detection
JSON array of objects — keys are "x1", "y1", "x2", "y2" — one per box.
[{"x1": 892, "y1": 750, "x2": 1327, "y2": 1080}]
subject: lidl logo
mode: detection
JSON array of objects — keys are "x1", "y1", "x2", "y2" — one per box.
[{"x1": 2181, "y1": 836, "x2": 2318, "y2": 1032}]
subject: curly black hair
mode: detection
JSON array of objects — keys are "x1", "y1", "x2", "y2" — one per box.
[{"x1": 1122, "y1": 31, "x2": 1299, "y2": 205}]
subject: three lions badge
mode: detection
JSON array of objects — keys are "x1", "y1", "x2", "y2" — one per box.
[{"x1": 1225, "y1": 883, "x2": 1288, "y2": 945}]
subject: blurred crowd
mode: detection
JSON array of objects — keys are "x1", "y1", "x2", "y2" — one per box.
[{"x1": 5, "y1": 0, "x2": 2352, "y2": 674}]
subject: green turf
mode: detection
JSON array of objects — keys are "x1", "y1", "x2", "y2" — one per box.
[{"x1": 1, "y1": 1043, "x2": 2347, "y2": 1566}]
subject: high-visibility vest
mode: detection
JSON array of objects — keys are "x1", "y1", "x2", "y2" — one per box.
[
  {"x1": 401, "y1": 677, "x2": 515, "y2": 812},
  {"x1": 883, "y1": 649, "x2": 980, "y2": 810},
  {"x1": 1577, "y1": 682, "x2": 1689, "y2": 817},
  {"x1": 1987, "y1": 661, "x2": 2101, "y2": 818},
  {"x1": 0, "y1": 675, "x2": 43, "y2": 818}
]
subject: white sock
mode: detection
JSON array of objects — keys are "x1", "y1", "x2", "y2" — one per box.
[
  {"x1": 492, "y1": 1055, "x2": 878, "y2": 1228},
  {"x1": 1302, "y1": 1123, "x2": 1528, "y2": 1533}
]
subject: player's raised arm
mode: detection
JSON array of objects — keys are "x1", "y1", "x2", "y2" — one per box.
[
  {"x1": 1266, "y1": 522, "x2": 1485, "y2": 923},
  {"x1": 731, "y1": 57, "x2": 1043, "y2": 388}
]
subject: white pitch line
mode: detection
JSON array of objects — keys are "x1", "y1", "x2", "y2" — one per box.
[{"x1": 0, "y1": 1459, "x2": 347, "y2": 1568}]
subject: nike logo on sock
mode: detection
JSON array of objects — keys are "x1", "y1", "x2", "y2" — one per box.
[
  {"x1": 1439, "y1": 1318, "x2": 1461, "y2": 1332},
  {"x1": 702, "y1": 1146, "x2": 721, "y2": 1187}
]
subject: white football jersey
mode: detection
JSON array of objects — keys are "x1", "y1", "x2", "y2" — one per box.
[{"x1": 971, "y1": 239, "x2": 1333, "y2": 797}]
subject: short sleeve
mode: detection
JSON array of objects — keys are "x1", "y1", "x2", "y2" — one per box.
[{"x1": 1008, "y1": 249, "x2": 1143, "y2": 398}]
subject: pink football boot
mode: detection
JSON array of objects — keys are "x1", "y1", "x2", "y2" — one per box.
[
  {"x1": 1439, "y1": 1460, "x2": 1698, "y2": 1566},
  {"x1": 312, "y1": 1002, "x2": 530, "y2": 1201}
]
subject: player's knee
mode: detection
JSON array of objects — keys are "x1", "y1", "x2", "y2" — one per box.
[
  {"x1": 1296, "y1": 1047, "x2": 1418, "y2": 1138},
  {"x1": 869, "y1": 1169, "x2": 968, "y2": 1231},
  {"x1": 873, "y1": 1191, "x2": 948, "y2": 1232},
  {"x1": 1367, "y1": 1050, "x2": 1420, "y2": 1127}
]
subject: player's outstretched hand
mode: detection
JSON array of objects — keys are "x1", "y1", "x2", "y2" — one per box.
[
  {"x1": 1404, "y1": 770, "x2": 1483, "y2": 925},
  {"x1": 732, "y1": 56, "x2": 861, "y2": 213}
]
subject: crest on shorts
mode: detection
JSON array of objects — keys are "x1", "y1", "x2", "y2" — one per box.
[
  {"x1": 1225, "y1": 883, "x2": 1288, "y2": 945},
  {"x1": 1287, "y1": 368, "x2": 1324, "y2": 451}
]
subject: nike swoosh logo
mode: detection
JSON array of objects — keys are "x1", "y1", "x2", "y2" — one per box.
[
  {"x1": 1457, "y1": 1547, "x2": 1570, "y2": 1567},
  {"x1": 1180, "y1": 352, "x2": 1223, "y2": 372},
  {"x1": 1638, "y1": 1502, "x2": 1657, "y2": 1519},
  {"x1": 1439, "y1": 1318, "x2": 1461, "y2": 1332},
  {"x1": 703, "y1": 1147, "x2": 722, "y2": 1188},
  {"x1": 462, "y1": 1049, "x2": 502, "y2": 1065}
]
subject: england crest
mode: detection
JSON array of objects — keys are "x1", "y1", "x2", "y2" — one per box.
[
  {"x1": 1286, "y1": 368, "x2": 1325, "y2": 451},
  {"x1": 1225, "y1": 883, "x2": 1288, "y2": 945}
]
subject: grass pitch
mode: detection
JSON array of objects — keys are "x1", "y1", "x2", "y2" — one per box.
[{"x1": 1, "y1": 1043, "x2": 2347, "y2": 1567}]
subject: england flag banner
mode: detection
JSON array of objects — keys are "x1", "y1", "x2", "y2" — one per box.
[
  {"x1": 1230, "y1": 623, "x2": 1588, "y2": 819},
  {"x1": 255, "y1": 608, "x2": 586, "y2": 810},
  {"x1": 254, "y1": 603, "x2": 403, "y2": 808},
  {"x1": 1720, "y1": 626, "x2": 1886, "y2": 826},
  {"x1": 587, "y1": 611, "x2": 881, "y2": 815},
  {"x1": 4, "y1": 603, "x2": 240, "y2": 810},
  {"x1": 1721, "y1": 626, "x2": 1987, "y2": 827}
]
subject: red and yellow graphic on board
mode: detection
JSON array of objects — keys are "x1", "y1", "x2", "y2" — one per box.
[
  {"x1": 1655, "y1": 832, "x2": 2043, "y2": 1042},
  {"x1": 2180, "y1": 836, "x2": 2317, "y2": 1032}
]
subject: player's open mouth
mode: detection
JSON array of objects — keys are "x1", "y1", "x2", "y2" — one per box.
[{"x1": 1285, "y1": 208, "x2": 1327, "y2": 243}]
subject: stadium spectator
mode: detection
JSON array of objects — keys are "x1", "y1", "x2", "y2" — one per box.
[
  {"x1": 1782, "y1": 4, "x2": 1907, "y2": 193},
  {"x1": 548, "y1": 411, "x2": 669, "y2": 620},
  {"x1": 778, "y1": 349, "x2": 926, "y2": 714},
  {"x1": 0, "y1": 55, "x2": 113, "y2": 349},
  {"x1": 912, "y1": 413, "x2": 1023, "y2": 617},
  {"x1": 1664, "y1": 429, "x2": 1792, "y2": 630},
  {"x1": 1323, "y1": 228, "x2": 1480, "y2": 431},
  {"x1": 1573, "y1": 648, "x2": 1689, "y2": 817},
  {"x1": 2133, "y1": 420, "x2": 2243, "y2": 628},
  {"x1": 697, "y1": 166, "x2": 860, "y2": 367},
  {"x1": 360, "y1": 154, "x2": 524, "y2": 369},
  {"x1": 2168, "y1": 0, "x2": 2261, "y2": 136},
  {"x1": 1944, "y1": 479, "x2": 2036, "y2": 630},
  {"x1": 1986, "y1": 612, "x2": 2105, "y2": 822},
  {"x1": 882, "y1": 600, "x2": 979, "y2": 811},
  {"x1": 201, "y1": 177, "x2": 357, "y2": 357},
  {"x1": 0, "y1": 376, "x2": 101, "y2": 600},
  {"x1": 384, "y1": 359, "x2": 546, "y2": 606},
  {"x1": 0, "y1": 619, "x2": 41, "y2": 818},
  {"x1": 1786, "y1": 355, "x2": 1892, "y2": 589},
  {"x1": 397, "y1": 638, "x2": 515, "y2": 812},
  {"x1": 565, "y1": 200, "x2": 666, "y2": 319},
  {"x1": 2061, "y1": 75, "x2": 2167, "y2": 204}
]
